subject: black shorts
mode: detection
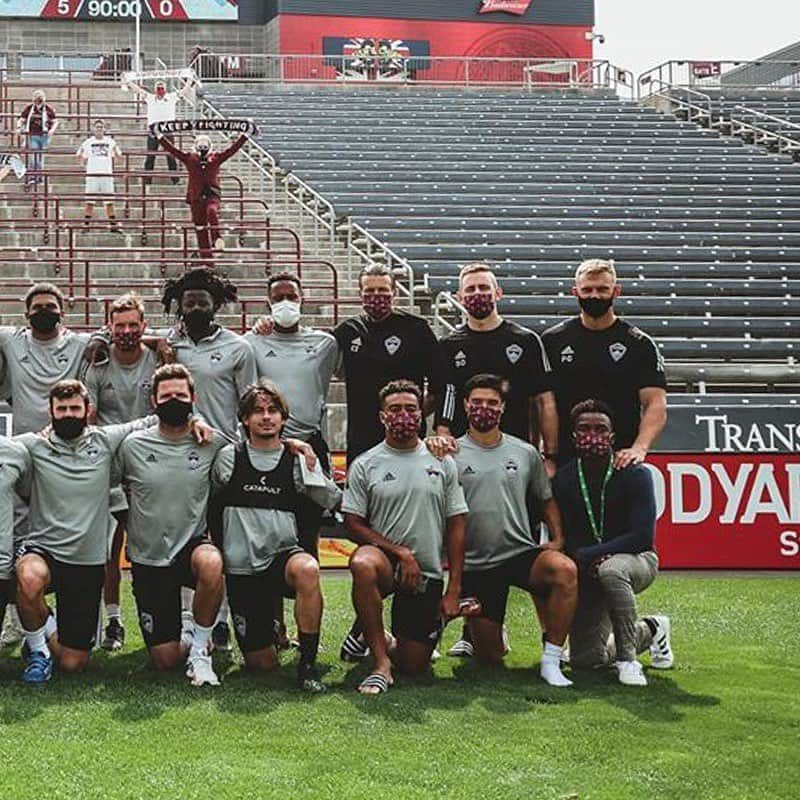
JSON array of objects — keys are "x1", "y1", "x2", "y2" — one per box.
[
  {"x1": 461, "y1": 549, "x2": 542, "y2": 625},
  {"x1": 226, "y1": 547, "x2": 305, "y2": 654},
  {"x1": 15, "y1": 544, "x2": 104, "y2": 652},
  {"x1": 390, "y1": 577, "x2": 444, "y2": 647},
  {"x1": 0, "y1": 578, "x2": 10, "y2": 627},
  {"x1": 294, "y1": 431, "x2": 331, "y2": 559},
  {"x1": 131, "y1": 538, "x2": 210, "y2": 648}
]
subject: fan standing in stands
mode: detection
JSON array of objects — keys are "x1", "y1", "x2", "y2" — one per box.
[
  {"x1": 77, "y1": 119, "x2": 123, "y2": 233},
  {"x1": 85, "y1": 293, "x2": 161, "y2": 652},
  {"x1": 542, "y1": 259, "x2": 667, "y2": 467},
  {"x1": 551, "y1": 399, "x2": 673, "y2": 686},
  {"x1": 17, "y1": 90, "x2": 58, "y2": 184},
  {"x1": 152, "y1": 128, "x2": 248, "y2": 257}
]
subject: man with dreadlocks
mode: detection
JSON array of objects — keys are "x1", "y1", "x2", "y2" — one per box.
[
  {"x1": 161, "y1": 267, "x2": 258, "y2": 650},
  {"x1": 154, "y1": 130, "x2": 248, "y2": 256}
]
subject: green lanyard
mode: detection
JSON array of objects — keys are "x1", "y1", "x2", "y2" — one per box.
[{"x1": 577, "y1": 456, "x2": 614, "y2": 543}]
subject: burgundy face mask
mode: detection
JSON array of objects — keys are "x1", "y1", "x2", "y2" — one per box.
[
  {"x1": 384, "y1": 409, "x2": 421, "y2": 442},
  {"x1": 574, "y1": 430, "x2": 614, "y2": 459},
  {"x1": 467, "y1": 403, "x2": 502, "y2": 433},
  {"x1": 113, "y1": 330, "x2": 142, "y2": 351},
  {"x1": 363, "y1": 293, "x2": 393, "y2": 320},
  {"x1": 462, "y1": 293, "x2": 495, "y2": 320}
]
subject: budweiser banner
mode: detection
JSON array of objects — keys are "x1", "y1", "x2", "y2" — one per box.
[
  {"x1": 478, "y1": 0, "x2": 534, "y2": 15},
  {"x1": 644, "y1": 454, "x2": 800, "y2": 569},
  {"x1": 150, "y1": 118, "x2": 258, "y2": 136}
]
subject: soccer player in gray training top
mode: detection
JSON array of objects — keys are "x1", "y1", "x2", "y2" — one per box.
[
  {"x1": 13, "y1": 380, "x2": 161, "y2": 685},
  {"x1": 85, "y1": 292, "x2": 161, "y2": 652},
  {"x1": 209, "y1": 380, "x2": 341, "y2": 693},
  {"x1": 160, "y1": 268, "x2": 258, "y2": 649},
  {"x1": 342, "y1": 380, "x2": 469, "y2": 695},
  {"x1": 551, "y1": 399, "x2": 673, "y2": 687},
  {"x1": 116, "y1": 364, "x2": 227, "y2": 688},
  {"x1": 452, "y1": 374, "x2": 577, "y2": 687}
]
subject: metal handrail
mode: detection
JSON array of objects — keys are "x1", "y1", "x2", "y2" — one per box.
[
  {"x1": 732, "y1": 105, "x2": 800, "y2": 130},
  {"x1": 432, "y1": 290, "x2": 465, "y2": 336},
  {"x1": 346, "y1": 222, "x2": 415, "y2": 307},
  {"x1": 283, "y1": 171, "x2": 336, "y2": 255},
  {"x1": 727, "y1": 113, "x2": 800, "y2": 155}
]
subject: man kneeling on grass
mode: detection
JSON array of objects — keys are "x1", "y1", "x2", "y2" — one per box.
[
  {"x1": 209, "y1": 380, "x2": 341, "y2": 693},
  {"x1": 450, "y1": 373, "x2": 577, "y2": 687},
  {"x1": 342, "y1": 380, "x2": 468, "y2": 695},
  {"x1": 552, "y1": 399, "x2": 673, "y2": 686}
]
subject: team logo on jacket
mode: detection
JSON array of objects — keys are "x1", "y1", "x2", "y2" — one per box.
[
  {"x1": 140, "y1": 612, "x2": 154, "y2": 634},
  {"x1": 384, "y1": 336, "x2": 401, "y2": 355},
  {"x1": 210, "y1": 352, "x2": 223, "y2": 363},
  {"x1": 187, "y1": 450, "x2": 200, "y2": 469},
  {"x1": 560, "y1": 345, "x2": 574, "y2": 364},
  {"x1": 140, "y1": 379, "x2": 152, "y2": 393},
  {"x1": 454, "y1": 350, "x2": 467, "y2": 368},
  {"x1": 609, "y1": 342, "x2": 627, "y2": 362},
  {"x1": 85, "y1": 446, "x2": 100, "y2": 463},
  {"x1": 505, "y1": 343, "x2": 523, "y2": 364}
]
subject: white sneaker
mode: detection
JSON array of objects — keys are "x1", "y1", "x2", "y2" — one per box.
[
  {"x1": 540, "y1": 656, "x2": 573, "y2": 687},
  {"x1": 447, "y1": 638, "x2": 474, "y2": 657},
  {"x1": 617, "y1": 660, "x2": 647, "y2": 686},
  {"x1": 648, "y1": 615, "x2": 674, "y2": 669},
  {"x1": 186, "y1": 653, "x2": 220, "y2": 687}
]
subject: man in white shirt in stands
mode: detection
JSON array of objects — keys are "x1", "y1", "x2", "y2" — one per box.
[
  {"x1": 128, "y1": 77, "x2": 195, "y2": 187},
  {"x1": 76, "y1": 119, "x2": 123, "y2": 233}
]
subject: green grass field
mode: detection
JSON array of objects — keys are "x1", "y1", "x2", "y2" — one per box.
[{"x1": 0, "y1": 573, "x2": 797, "y2": 800}]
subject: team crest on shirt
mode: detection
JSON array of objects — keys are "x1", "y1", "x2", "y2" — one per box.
[
  {"x1": 560, "y1": 345, "x2": 574, "y2": 364},
  {"x1": 454, "y1": 350, "x2": 467, "y2": 368},
  {"x1": 210, "y1": 351, "x2": 223, "y2": 363},
  {"x1": 233, "y1": 614, "x2": 247, "y2": 638},
  {"x1": 504, "y1": 458, "x2": 519, "y2": 474},
  {"x1": 425, "y1": 465, "x2": 442, "y2": 480},
  {"x1": 140, "y1": 379, "x2": 152, "y2": 393},
  {"x1": 505, "y1": 343, "x2": 523, "y2": 364},
  {"x1": 609, "y1": 342, "x2": 627, "y2": 362},
  {"x1": 140, "y1": 612, "x2": 154, "y2": 634},
  {"x1": 56, "y1": 354, "x2": 69, "y2": 365},
  {"x1": 85, "y1": 446, "x2": 101, "y2": 463},
  {"x1": 187, "y1": 450, "x2": 201, "y2": 469},
  {"x1": 350, "y1": 336, "x2": 362, "y2": 353},
  {"x1": 384, "y1": 335, "x2": 402, "y2": 355}
]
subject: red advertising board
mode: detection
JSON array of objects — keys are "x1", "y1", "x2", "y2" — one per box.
[{"x1": 644, "y1": 454, "x2": 800, "y2": 569}]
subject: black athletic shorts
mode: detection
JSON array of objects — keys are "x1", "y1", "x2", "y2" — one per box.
[
  {"x1": 0, "y1": 578, "x2": 10, "y2": 628},
  {"x1": 461, "y1": 549, "x2": 543, "y2": 625},
  {"x1": 294, "y1": 431, "x2": 331, "y2": 559},
  {"x1": 226, "y1": 547, "x2": 305, "y2": 654},
  {"x1": 131, "y1": 538, "x2": 211, "y2": 648},
  {"x1": 390, "y1": 577, "x2": 445, "y2": 647},
  {"x1": 15, "y1": 544, "x2": 104, "y2": 652}
]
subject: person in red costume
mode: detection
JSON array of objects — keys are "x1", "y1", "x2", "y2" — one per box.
[{"x1": 153, "y1": 130, "x2": 247, "y2": 257}]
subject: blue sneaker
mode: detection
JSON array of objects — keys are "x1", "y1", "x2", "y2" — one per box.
[{"x1": 22, "y1": 651, "x2": 52, "y2": 685}]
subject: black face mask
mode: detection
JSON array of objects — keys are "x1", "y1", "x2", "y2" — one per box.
[
  {"x1": 155, "y1": 398, "x2": 193, "y2": 427},
  {"x1": 29, "y1": 309, "x2": 61, "y2": 334},
  {"x1": 53, "y1": 416, "x2": 87, "y2": 441},
  {"x1": 579, "y1": 296, "x2": 614, "y2": 319},
  {"x1": 198, "y1": 147, "x2": 210, "y2": 159},
  {"x1": 183, "y1": 309, "x2": 214, "y2": 334}
]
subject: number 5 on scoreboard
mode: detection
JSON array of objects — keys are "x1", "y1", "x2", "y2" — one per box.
[{"x1": 58, "y1": 0, "x2": 71, "y2": 14}]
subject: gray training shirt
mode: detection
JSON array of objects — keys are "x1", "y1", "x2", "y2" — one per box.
[
  {"x1": 0, "y1": 327, "x2": 90, "y2": 434},
  {"x1": 212, "y1": 442, "x2": 342, "y2": 575},
  {"x1": 455, "y1": 433, "x2": 552, "y2": 570},
  {"x1": 16, "y1": 419, "x2": 153, "y2": 566},
  {"x1": 341, "y1": 441, "x2": 468, "y2": 580},
  {"x1": 167, "y1": 326, "x2": 258, "y2": 440},
  {"x1": 0, "y1": 437, "x2": 31, "y2": 579},
  {"x1": 117, "y1": 428, "x2": 227, "y2": 567},
  {"x1": 85, "y1": 348, "x2": 159, "y2": 425},
  {"x1": 245, "y1": 328, "x2": 340, "y2": 440}
]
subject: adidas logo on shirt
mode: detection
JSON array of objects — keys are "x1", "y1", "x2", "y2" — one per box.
[
  {"x1": 463, "y1": 465, "x2": 476, "y2": 475},
  {"x1": 264, "y1": 350, "x2": 277, "y2": 358},
  {"x1": 146, "y1": 454, "x2": 157, "y2": 463},
  {"x1": 382, "y1": 472, "x2": 396, "y2": 482}
]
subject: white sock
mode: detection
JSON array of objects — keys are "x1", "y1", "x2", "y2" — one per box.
[
  {"x1": 24, "y1": 624, "x2": 50, "y2": 658},
  {"x1": 190, "y1": 623, "x2": 213, "y2": 659},
  {"x1": 215, "y1": 595, "x2": 229, "y2": 626},
  {"x1": 44, "y1": 614, "x2": 57, "y2": 640},
  {"x1": 541, "y1": 641, "x2": 573, "y2": 687},
  {"x1": 106, "y1": 603, "x2": 121, "y2": 621}
]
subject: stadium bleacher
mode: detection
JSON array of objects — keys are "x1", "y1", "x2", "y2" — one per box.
[{"x1": 206, "y1": 85, "x2": 800, "y2": 385}]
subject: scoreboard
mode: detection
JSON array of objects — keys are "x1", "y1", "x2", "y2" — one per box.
[{"x1": 0, "y1": 0, "x2": 238, "y2": 21}]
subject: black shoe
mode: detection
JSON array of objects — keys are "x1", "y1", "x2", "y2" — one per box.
[
  {"x1": 297, "y1": 662, "x2": 325, "y2": 694},
  {"x1": 212, "y1": 621, "x2": 230, "y2": 652},
  {"x1": 101, "y1": 618, "x2": 125, "y2": 651}
]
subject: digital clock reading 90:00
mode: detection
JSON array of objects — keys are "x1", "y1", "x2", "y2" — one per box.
[
  {"x1": 67, "y1": 0, "x2": 176, "y2": 17},
  {"x1": 16, "y1": 0, "x2": 238, "y2": 21}
]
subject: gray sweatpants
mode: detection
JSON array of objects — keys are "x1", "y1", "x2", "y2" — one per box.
[{"x1": 570, "y1": 551, "x2": 659, "y2": 667}]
